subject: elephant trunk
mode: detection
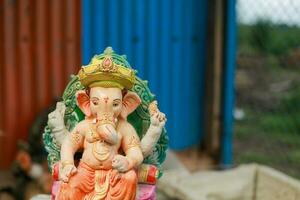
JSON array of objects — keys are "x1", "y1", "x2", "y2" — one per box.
[{"x1": 96, "y1": 112, "x2": 119, "y2": 145}]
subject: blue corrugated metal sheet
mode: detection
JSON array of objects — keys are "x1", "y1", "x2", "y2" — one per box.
[{"x1": 82, "y1": 0, "x2": 208, "y2": 149}]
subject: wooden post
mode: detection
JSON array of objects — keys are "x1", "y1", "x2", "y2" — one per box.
[{"x1": 203, "y1": 0, "x2": 224, "y2": 159}]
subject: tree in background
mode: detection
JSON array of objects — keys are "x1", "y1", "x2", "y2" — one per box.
[{"x1": 250, "y1": 19, "x2": 272, "y2": 53}]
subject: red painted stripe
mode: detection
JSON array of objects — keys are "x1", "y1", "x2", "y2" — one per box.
[{"x1": 147, "y1": 165, "x2": 157, "y2": 184}]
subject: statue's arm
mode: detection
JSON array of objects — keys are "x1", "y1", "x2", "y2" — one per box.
[
  {"x1": 59, "y1": 123, "x2": 84, "y2": 182},
  {"x1": 60, "y1": 123, "x2": 84, "y2": 163},
  {"x1": 140, "y1": 125, "x2": 163, "y2": 157},
  {"x1": 120, "y1": 122, "x2": 143, "y2": 170},
  {"x1": 141, "y1": 110, "x2": 167, "y2": 157}
]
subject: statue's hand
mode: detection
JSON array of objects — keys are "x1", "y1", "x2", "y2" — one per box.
[
  {"x1": 112, "y1": 155, "x2": 130, "y2": 172},
  {"x1": 140, "y1": 101, "x2": 167, "y2": 157},
  {"x1": 150, "y1": 111, "x2": 167, "y2": 129},
  {"x1": 48, "y1": 102, "x2": 66, "y2": 131},
  {"x1": 149, "y1": 101, "x2": 167, "y2": 129},
  {"x1": 59, "y1": 163, "x2": 77, "y2": 183},
  {"x1": 48, "y1": 102, "x2": 67, "y2": 145}
]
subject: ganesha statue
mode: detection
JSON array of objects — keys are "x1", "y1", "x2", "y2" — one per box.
[{"x1": 43, "y1": 47, "x2": 168, "y2": 200}]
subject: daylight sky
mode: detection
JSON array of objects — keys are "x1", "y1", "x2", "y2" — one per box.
[{"x1": 237, "y1": 0, "x2": 300, "y2": 26}]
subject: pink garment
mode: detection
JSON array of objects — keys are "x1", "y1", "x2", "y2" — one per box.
[
  {"x1": 137, "y1": 184, "x2": 156, "y2": 200},
  {"x1": 52, "y1": 182, "x2": 157, "y2": 200},
  {"x1": 51, "y1": 181, "x2": 60, "y2": 200}
]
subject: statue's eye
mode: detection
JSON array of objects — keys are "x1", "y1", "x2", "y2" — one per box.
[
  {"x1": 92, "y1": 100, "x2": 99, "y2": 105},
  {"x1": 113, "y1": 102, "x2": 119, "y2": 107}
]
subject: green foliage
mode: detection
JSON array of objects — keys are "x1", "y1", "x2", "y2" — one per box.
[
  {"x1": 260, "y1": 87, "x2": 300, "y2": 133},
  {"x1": 250, "y1": 19, "x2": 272, "y2": 53},
  {"x1": 239, "y1": 22, "x2": 300, "y2": 56}
]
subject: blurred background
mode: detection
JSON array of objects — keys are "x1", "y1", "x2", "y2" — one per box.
[
  {"x1": 235, "y1": 0, "x2": 300, "y2": 179},
  {"x1": 0, "y1": 0, "x2": 300, "y2": 199}
]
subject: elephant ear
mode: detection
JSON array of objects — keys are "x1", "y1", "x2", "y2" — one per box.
[
  {"x1": 120, "y1": 91, "x2": 142, "y2": 119},
  {"x1": 76, "y1": 90, "x2": 91, "y2": 117}
]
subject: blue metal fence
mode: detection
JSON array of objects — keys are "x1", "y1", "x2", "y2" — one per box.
[{"x1": 82, "y1": 0, "x2": 208, "y2": 149}]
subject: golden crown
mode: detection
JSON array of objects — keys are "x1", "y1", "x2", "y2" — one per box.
[{"x1": 78, "y1": 47, "x2": 136, "y2": 89}]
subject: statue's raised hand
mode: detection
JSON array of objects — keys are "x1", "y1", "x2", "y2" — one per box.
[
  {"x1": 150, "y1": 111, "x2": 167, "y2": 129},
  {"x1": 149, "y1": 101, "x2": 167, "y2": 129},
  {"x1": 48, "y1": 102, "x2": 66, "y2": 130},
  {"x1": 59, "y1": 162, "x2": 77, "y2": 183},
  {"x1": 48, "y1": 102, "x2": 68, "y2": 145}
]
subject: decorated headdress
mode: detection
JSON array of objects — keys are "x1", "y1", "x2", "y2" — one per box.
[{"x1": 78, "y1": 47, "x2": 136, "y2": 90}]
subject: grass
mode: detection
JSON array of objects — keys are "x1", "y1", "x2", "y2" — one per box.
[{"x1": 234, "y1": 68, "x2": 300, "y2": 179}]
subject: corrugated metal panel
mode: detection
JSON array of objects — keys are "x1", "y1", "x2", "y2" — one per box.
[
  {"x1": 82, "y1": 0, "x2": 208, "y2": 149},
  {"x1": 0, "y1": 0, "x2": 4, "y2": 162},
  {"x1": 0, "y1": 0, "x2": 81, "y2": 169}
]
